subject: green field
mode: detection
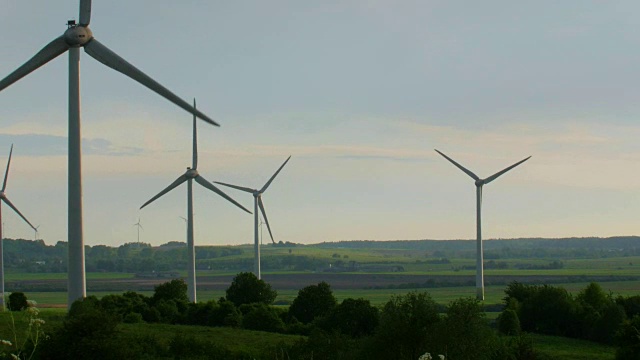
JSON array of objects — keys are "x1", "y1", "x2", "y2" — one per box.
[{"x1": 14, "y1": 279, "x2": 639, "y2": 309}]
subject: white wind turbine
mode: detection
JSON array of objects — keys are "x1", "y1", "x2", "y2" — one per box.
[
  {"x1": 215, "y1": 156, "x2": 291, "y2": 279},
  {"x1": 0, "y1": 145, "x2": 37, "y2": 310},
  {"x1": 435, "y1": 149, "x2": 530, "y2": 300},
  {"x1": 134, "y1": 218, "x2": 143, "y2": 243},
  {"x1": 0, "y1": 0, "x2": 217, "y2": 307},
  {"x1": 140, "y1": 100, "x2": 251, "y2": 303}
]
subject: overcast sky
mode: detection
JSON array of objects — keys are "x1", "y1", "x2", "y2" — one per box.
[{"x1": 0, "y1": 1, "x2": 638, "y2": 247}]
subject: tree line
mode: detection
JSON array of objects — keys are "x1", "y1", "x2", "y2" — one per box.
[{"x1": 6, "y1": 275, "x2": 639, "y2": 359}]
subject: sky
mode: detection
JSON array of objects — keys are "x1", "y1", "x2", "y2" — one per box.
[{"x1": 0, "y1": 1, "x2": 639, "y2": 247}]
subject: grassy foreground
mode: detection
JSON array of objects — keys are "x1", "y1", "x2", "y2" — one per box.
[{"x1": 0, "y1": 309, "x2": 619, "y2": 360}]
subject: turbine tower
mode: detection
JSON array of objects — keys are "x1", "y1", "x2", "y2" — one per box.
[
  {"x1": 215, "y1": 156, "x2": 291, "y2": 279},
  {"x1": 435, "y1": 149, "x2": 530, "y2": 300},
  {"x1": 134, "y1": 218, "x2": 143, "y2": 243},
  {"x1": 140, "y1": 100, "x2": 251, "y2": 303},
  {"x1": 0, "y1": 145, "x2": 37, "y2": 310},
  {"x1": 0, "y1": 0, "x2": 217, "y2": 307}
]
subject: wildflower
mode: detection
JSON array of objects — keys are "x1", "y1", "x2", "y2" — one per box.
[
  {"x1": 26, "y1": 300, "x2": 37, "y2": 306},
  {"x1": 29, "y1": 318, "x2": 45, "y2": 326},
  {"x1": 0, "y1": 339, "x2": 12, "y2": 347},
  {"x1": 25, "y1": 306, "x2": 39, "y2": 316},
  {"x1": 418, "y1": 353, "x2": 432, "y2": 360},
  {"x1": 438, "y1": 356, "x2": 445, "y2": 360}
]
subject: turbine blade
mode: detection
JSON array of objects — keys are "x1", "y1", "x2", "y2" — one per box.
[
  {"x1": 483, "y1": 156, "x2": 531, "y2": 185},
  {"x1": 195, "y1": 175, "x2": 252, "y2": 214},
  {"x1": 79, "y1": 0, "x2": 92, "y2": 26},
  {"x1": 258, "y1": 196, "x2": 275, "y2": 243},
  {"x1": 140, "y1": 174, "x2": 187, "y2": 209},
  {"x1": 2, "y1": 144, "x2": 13, "y2": 192},
  {"x1": 260, "y1": 156, "x2": 291, "y2": 193},
  {"x1": 434, "y1": 149, "x2": 480, "y2": 181},
  {"x1": 213, "y1": 181, "x2": 255, "y2": 194},
  {"x1": 0, "y1": 36, "x2": 69, "y2": 92},
  {"x1": 192, "y1": 98, "x2": 198, "y2": 169},
  {"x1": 2, "y1": 197, "x2": 36, "y2": 231},
  {"x1": 83, "y1": 39, "x2": 219, "y2": 126}
]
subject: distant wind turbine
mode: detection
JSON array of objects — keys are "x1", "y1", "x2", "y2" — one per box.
[
  {"x1": 215, "y1": 156, "x2": 291, "y2": 279},
  {"x1": 435, "y1": 149, "x2": 530, "y2": 300},
  {"x1": 134, "y1": 218, "x2": 143, "y2": 243},
  {"x1": 0, "y1": 0, "x2": 217, "y2": 307},
  {"x1": 140, "y1": 100, "x2": 251, "y2": 302},
  {"x1": 34, "y1": 225, "x2": 40, "y2": 241},
  {"x1": 0, "y1": 145, "x2": 37, "y2": 310}
]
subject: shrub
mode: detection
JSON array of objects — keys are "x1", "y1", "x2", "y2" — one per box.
[
  {"x1": 289, "y1": 281, "x2": 336, "y2": 324},
  {"x1": 241, "y1": 303, "x2": 286, "y2": 333},
  {"x1": 225, "y1": 272, "x2": 277, "y2": 306},
  {"x1": 7, "y1": 292, "x2": 29, "y2": 311},
  {"x1": 321, "y1": 298, "x2": 379, "y2": 338},
  {"x1": 497, "y1": 309, "x2": 521, "y2": 335},
  {"x1": 368, "y1": 291, "x2": 441, "y2": 360},
  {"x1": 152, "y1": 278, "x2": 189, "y2": 304}
]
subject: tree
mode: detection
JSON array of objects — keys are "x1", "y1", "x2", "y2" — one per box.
[
  {"x1": 439, "y1": 297, "x2": 498, "y2": 360},
  {"x1": 322, "y1": 298, "x2": 379, "y2": 338},
  {"x1": 7, "y1": 292, "x2": 29, "y2": 311},
  {"x1": 615, "y1": 315, "x2": 640, "y2": 360},
  {"x1": 289, "y1": 281, "x2": 337, "y2": 324},
  {"x1": 497, "y1": 309, "x2": 521, "y2": 335},
  {"x1": 225, "y1": 272, "x2": 277, "y2": 306},
  {"x1": 368, "y1": 291, "x2": 441, "y2": 360},
  {"x1": 152, "y1": 278, "x2": 188, "y2": 304}
]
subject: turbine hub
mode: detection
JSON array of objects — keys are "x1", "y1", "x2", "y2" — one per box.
[
  {"x1": 63, "y1": 24, "x2": 93, "y2": 47},
  {"x1": 475, "y1": 179, "x2": 484, "y2": 187},
  {"x1": 185, "y1": 168, "x2": 199, "y2": 178}
]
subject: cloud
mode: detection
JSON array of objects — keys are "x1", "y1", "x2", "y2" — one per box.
[{"x1": 0, "y1": 133, "x2": 144, "y2": 157}]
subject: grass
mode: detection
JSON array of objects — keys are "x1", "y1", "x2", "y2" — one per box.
[
  {"x1": 0, "y1": 308, "x2": 620, "y2": 360},
  {"x1": 120, "y1": 323, "x2": 303, "y2": 356},
  {"x1": 531, "y1": 333, "x2": 616, "y2": 360}
]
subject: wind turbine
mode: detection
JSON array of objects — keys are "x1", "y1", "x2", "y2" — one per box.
[
  {"x1": 435, "y1": 149, "x2": 530, "y2": 301},
  {"x1": 0, "y1": 0, "x2": 217, "y2": 307},
  {"x1": 34, "y1": 225, "x2": 40, "y2": 241},
  {"x1": 0, "y1": 145, "x2": 37, "y2": 310},
  {"x1": 215, "y1": 156, "x2": 291, "y2": 279},
  {"x1": 140, "y1": 100, "x2": 251, "y2": 303},
  {"x1": 134, "y1": 218, "x2": 143, "y2": 243}
]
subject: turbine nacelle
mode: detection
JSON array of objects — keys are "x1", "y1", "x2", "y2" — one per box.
[
  {"x1": 475, "y1": 179, "x2": 484, "y2": 187},
  {"x1": 63, "y1": 25, "x2": 93, "y2": 47},
  {"x1": 185, "y1": 167, "x2": 199, "y2": 178}
]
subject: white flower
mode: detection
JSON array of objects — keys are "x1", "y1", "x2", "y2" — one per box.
[
  {"x1": 418, "y1": 353, "x2": 432, "y2": 360},
  {"x1": 0, "y1": 339, "x2": 12, "y2": 346},
  {"x1": 438, "y1": 356, "x2": 445, "y2": 360},
  {"x1": 29, "y1": 318, "x2": 45, "y2": 326}
]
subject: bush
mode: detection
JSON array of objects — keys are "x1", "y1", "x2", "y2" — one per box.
[
  {"x1": 498, "y1": 309, "x2": 521, "y2": 335},
  {"x1": 152, "y1": 278, "x2": 189, "y2": 304},
  {"x1": 241, "y1": 303, "x2": 286, "y2": 333},
  {"x1": 615, "y1": 315, "x2": 640, "y2": 360},
  {"x1": 123, "y1": 312, "x2": 143, "y2": 323},
  {"x1": 289, "y1": 282, "x2": 336, "y2": 324},
  {"x1": 7, "y1": 292, "x2": 29, "y2": 311},
  {"x1": 367, "y1": 291, "x2": 441, "y2": 360},
  {"x1": 321, "y1": 298, "x2": 379, "y2": 338},
  {"x1": 225, "y1": 272, "x2": 277, "y2": 306},
  {"x1": 437, "y1": 297, "x2": 498, "y2": 360}
]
